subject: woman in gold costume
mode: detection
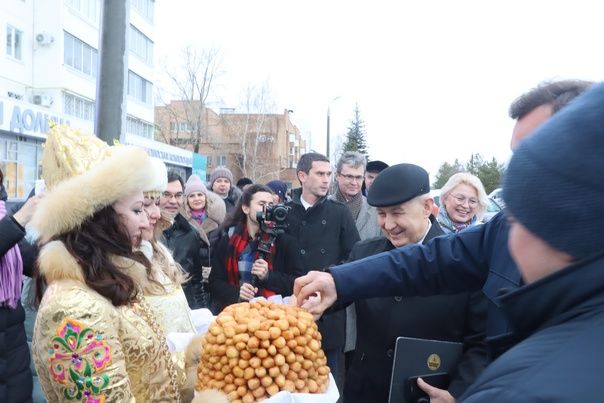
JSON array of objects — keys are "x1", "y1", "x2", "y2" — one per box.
[
  {"x1": 31, "y1": 128, "x2": 186, "y2": 402},
  {"x1": 139, "y1": 158, "x2": 197, "y2": 334}
]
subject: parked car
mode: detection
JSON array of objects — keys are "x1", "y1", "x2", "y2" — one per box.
[
  {"x1": 489, "y1": 187, "x2": 505, "y2": 208},
  {"x1": 483, "y1": 197, "x2": 503, "y2": 222}
]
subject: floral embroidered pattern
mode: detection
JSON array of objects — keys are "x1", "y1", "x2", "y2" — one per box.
[{"x1": 48, "y1": 318, "x2": 112, "y2": 402}]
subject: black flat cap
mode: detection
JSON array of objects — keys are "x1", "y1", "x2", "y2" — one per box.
[
  {"x1": 366, "y1": 160, "x2": 389, "y2": 173},
  {"x1": 367, "y1": 163, "x2": 430, "y2": 207}
]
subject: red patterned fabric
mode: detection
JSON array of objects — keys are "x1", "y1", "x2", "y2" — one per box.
[{"x1": 225, "y1": 223, "x2": 276, "y2": 298}]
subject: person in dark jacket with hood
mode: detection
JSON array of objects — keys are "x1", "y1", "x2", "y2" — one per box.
[
  {"x1": 0, "y1": 168, "x2": 42, "y2": 403},
  {"x1": 159, "y1": 171, "x2": 209, "y2": 309},
  {"x1": 458, "y1": 81, "x2": 604, "y2": 402},
  {"x1": 209, "y1": 184, "x2": 306, "y2": 312},
  {"x1": 344, "y1": 163, "x2": 487, "y2": 403}
]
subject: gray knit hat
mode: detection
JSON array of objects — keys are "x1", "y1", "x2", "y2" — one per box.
[
  {"x1": 209, "y1": 166, "x2": 234, "y2": 188},
  {"x1": 504, "y1": 82, "x2": 604, "y2": 259}
]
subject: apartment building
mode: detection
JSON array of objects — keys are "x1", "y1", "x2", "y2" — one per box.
[
  {"x1": 155, "y1": 100, "x2": 307, "y2": 187},
  {"x1": 0, "y1": 0, "x2": 191, "y2": 199}
]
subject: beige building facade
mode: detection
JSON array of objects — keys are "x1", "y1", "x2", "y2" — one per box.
[{"x1": 155, "y1": 100, "x2": 307, "y2": 187}]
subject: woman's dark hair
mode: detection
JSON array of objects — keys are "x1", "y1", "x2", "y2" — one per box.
[
  {"x1": 222, "y1": 184, "x2": 274, "y2": 229},
  {"x1": 0, "y1": 167, "x2": 4, "y2": 185},
  {"x1": 36, "y1": 204, "x2": 152, "y2": 306}
]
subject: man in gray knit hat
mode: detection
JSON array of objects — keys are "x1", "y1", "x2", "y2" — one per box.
[{"x1": 209, "y1": 166, "x2": 241, "y2": 214}]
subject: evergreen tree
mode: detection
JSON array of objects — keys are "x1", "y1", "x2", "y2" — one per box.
[
  {"x1": 433, "y1": 154, "x2": 505, "y2": 194},
  {"x1": 433, "y1": 159, "x2": 464, "y2": 189},
  {"x1": 342, "y1": 104, "x2": 368, "y2": 157},
  {"x1": 476, "y1": 157, "x2": 505, "y2": 194}
]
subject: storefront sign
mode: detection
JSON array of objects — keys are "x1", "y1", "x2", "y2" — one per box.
[{"x1": 0, "y1": 99, "x2": 71, "y2": 139}]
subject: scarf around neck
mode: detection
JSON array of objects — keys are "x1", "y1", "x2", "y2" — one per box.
[
  {"x1": 225, "y1": 223, "x2": 276, "y2": 298},
  {"x1": 436, "y1": 206, "x2": 477, "y2": 234},
  {"x1": 0, "y1": 200, "x2": 24, "y2": 308},
  {"x1": 190, "y1": 208, "x2": 207, "y2": 226},
  {"x1": 334, "y1": 187, "x2": 363, "y2": 220}
]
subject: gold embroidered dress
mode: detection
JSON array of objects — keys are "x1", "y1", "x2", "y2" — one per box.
[{"x1": 32, "y1": 241, "x2": 184, "y2": 402}]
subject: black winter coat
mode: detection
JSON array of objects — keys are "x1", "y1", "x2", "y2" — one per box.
[
  {"x1": 343, "y1": 220, "x2": 487, "y2": 402},
  {"x1": 285, "y1": 189, "x2": 360, "y2": 351},
  {"x1": 161, "y1": 213, "x2": 209, "y2": 309},
  {"x1": 209, "y1": 229, "x2": 306, "y2": 312},
  {"x1": 0, "y1": 215, "x2": 35, "y2": 403}
]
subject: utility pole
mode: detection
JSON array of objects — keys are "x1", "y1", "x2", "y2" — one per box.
[
  {"x1": 326, "y1": 96, "x2": 341, "y2": 161},
  {"x1": 95, "y1": 0, "x2": 129, "y2": 145}
]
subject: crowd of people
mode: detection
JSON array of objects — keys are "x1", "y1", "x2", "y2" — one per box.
[{"x1": 1, "y1": 78, "x2": 603, "y2": 402}]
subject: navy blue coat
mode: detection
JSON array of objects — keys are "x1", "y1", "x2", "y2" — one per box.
[
  {"x1": 459, "y1": 253, "x2": 604, "y2": 402},
  {"x1": 331, "y1": 212, "x2": 521, "y2": 344}
]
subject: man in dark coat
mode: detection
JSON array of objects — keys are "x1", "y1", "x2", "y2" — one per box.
[
  {"x1": 159, "y1": 171, "x2": 208, "y2": 309},
  {"x1": 285, "y1": 152, "x2": 360, "y2": 395},
  {"x1": 293, "y1": 80, "x2": 593, "y2": 353},
  {"x1": 459, "y1": 81, "x2": 604, "y2": 402},
  {"x1": 0, "y1": 181, "x2": 42, "y2": 403},
  {"x1": 344, "y1": 163, "x2": 487, "y2": 403}
]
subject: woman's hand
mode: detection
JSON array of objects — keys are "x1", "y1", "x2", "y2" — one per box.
[
  {"x1": 13, "y1": 193, "x2": 44, "y2": 227},
  {"x1": 239, "y1": 282, "x2": 257, "y2": 301},
  {"x1": 251, "y1": 258, "x2": 269, "y2": 281}
]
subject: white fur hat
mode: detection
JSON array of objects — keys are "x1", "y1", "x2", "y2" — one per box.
[{"x1": 32, "y1": 145, "x2": 156, "y2": 243}]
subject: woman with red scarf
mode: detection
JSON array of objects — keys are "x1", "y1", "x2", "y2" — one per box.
[{"x1": 209, "y1": 184, "x2": 306, "y2": 312}]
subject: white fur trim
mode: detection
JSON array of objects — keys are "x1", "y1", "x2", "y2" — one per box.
[{"x1": 31, "y1": 146, "x2": 156, "y2": 242}]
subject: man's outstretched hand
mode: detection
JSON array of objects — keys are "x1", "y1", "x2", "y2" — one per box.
[{"x1": 293, "y1": 271, "x2": 338, "y2": 316}]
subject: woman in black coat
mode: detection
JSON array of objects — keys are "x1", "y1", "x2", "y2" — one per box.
[
  {"x1": 0, "y1": 171, "x2": 42, "y2": 403},
  {"x1": 209, "y1": 184, "x2": 306, "y2": 312}
]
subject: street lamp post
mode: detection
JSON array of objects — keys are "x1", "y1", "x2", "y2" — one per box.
[{"x1": 326, "y1": 96, "x2": 341, "y2": 160}]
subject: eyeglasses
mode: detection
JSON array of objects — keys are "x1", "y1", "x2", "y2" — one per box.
[
  {"x1": 450, "y1": 194, "x2": 478, "y2": 207},
  {"x1": 161, "y1": 191, "x2": 183, "y2": 200},
  {"x1": 338, "y1": 173, "x2": 364, "y2": 183}
]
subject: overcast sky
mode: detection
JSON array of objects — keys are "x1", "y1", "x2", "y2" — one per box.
[{"x1": 154, "y1": 0, "x2": 604, "y2": 179}]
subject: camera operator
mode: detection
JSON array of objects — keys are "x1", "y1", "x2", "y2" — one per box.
[{"x1": 209, "y1": 184, "x2": 306, "y2": 312}]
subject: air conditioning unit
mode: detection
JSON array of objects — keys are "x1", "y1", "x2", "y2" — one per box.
[
  {"x1": 35, "y1": 32, "x2": 54, "y2": 46},
  {"x1": 33, "y1": 94, "x2": 54, "y2": 107}
]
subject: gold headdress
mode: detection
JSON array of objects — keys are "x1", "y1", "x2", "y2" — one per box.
[
  {"x1": 42, "y1": 124, "x2": 114, "y2": 191},
  {"x1": 32, "y1": 125, "x2": 156, "y2": 243}
]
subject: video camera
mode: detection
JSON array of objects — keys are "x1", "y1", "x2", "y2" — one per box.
[{"x1": 255, "y1": 203, "x2": 290, "y2": 236}]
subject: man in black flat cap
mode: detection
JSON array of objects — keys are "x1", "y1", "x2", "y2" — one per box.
[
  {"x1": 343, "y1": 163, "x2": 487, "y2": 403},
  {"x1": 361, "y1": 159, "x2": 388, "y2": 196}
]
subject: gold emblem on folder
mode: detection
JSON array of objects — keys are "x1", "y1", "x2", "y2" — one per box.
[{"x1": 427, "y1": 354, "x2": 441, "y2": 370}]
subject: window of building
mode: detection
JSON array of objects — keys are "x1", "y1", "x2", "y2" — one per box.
[
  {"x1": 131, "y1": 0, "x2": 155, "y2": 22},
  {"x1": 0, "y1": 135, "x2": 43, "y2": 199},
  {"x1": 216, "y1": 155, "x2": 227, "y2": 166},
  {"x1": 64, "y1": 31, "x2": 98, "y2": 78},
  {"x1": 126, "y1": 116, "x2": 154, "y2": 139},
  {"x1": 129, "y1": 25, "x2": 153, "y2": 65},
  {"x1": 63, "y1": 92, "x2": 95, "y2": 121},
  {"x1": 6, "y1": 25, "x2": 23, "y2": 60},
  {"x1": 127, "y1": 70, "x2": 152, "y2": 104},
  {"x1": 64, "y1": 0, "x2": 100, "y2": 24}
]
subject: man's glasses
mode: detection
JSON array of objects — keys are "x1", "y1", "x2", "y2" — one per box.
[
  {"x1": 161, "y1": 191, "x2": 183, "y2": 200},
  {"x1": 338, "y1": 173, "x2": 364, "y2": 183},
  {"x1": 451, "y1": 194, "x2": 478, "y2": 207}
]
